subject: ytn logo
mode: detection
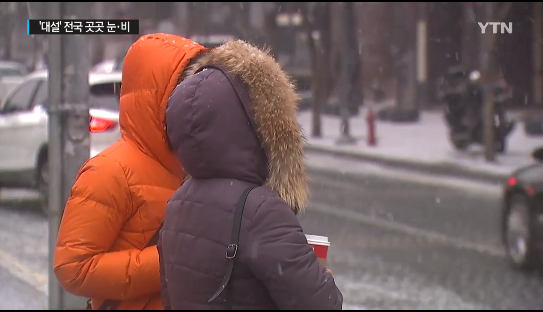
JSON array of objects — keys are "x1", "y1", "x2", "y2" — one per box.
[{"x1": 478, "y1": 22, "x2": 513, "y2": 34}]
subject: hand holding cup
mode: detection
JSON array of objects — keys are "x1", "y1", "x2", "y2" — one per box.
[{"x1": 305, "y1": 234, "x2": 330, "y2": 267}]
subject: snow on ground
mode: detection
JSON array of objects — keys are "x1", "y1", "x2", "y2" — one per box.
[
  {"x1": 298, "y1": 107, "x2": 543, "y2": 177},
  {"x1": 306, "y1": 153, "x2": 501, "y2": 197},
  {"x1": 334, "y1": 264, "x2": 486, "y2": 310}
]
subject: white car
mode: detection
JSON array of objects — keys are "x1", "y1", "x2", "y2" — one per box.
[
  {"x1": 0, "y1": 70, "x2": 122, "y2": 213},
  {"x1": 0, "y1": 61, "x2": 28, "y2": 101},
  {"x1": 92, "y1": 56, "x2": 124, "y2": 74},
  {"x1": 0, "y1": 76, "x2": 24, "y2": 101},
  {"x1": 92, "y1": 59, "x2": 116, "y2": 74},
  {"x1": 0, "y1": 61, "x2": 28, "y2": 78}
]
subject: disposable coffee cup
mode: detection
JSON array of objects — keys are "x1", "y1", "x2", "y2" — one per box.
[{"x1": 305, "y1": 234, "x2": 330, "y2": 267}]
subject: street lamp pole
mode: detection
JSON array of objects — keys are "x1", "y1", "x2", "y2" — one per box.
[
  {"x1": 47, "y1": 2, "x2": 91, "y2": 309},
  {"x1": 336, "y1": 1, "x2": 357, "y2": 145},
  {"x1": 416, "y1": 2, "x2": 428, "y2": 108}
]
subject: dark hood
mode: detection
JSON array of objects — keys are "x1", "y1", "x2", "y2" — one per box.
[{"x1": 166, "y1": 40, "x2": 308, "y2": 214}]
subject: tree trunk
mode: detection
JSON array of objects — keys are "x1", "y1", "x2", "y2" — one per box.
[
  {"x1": 301, "y1": 3, "x2": 331, "y2": 138},
  {"x1": 263, "y1": 7, "x2": 280, "y2": 57},
  {"x1": 90, "y1": 2, "x2": 106, "y2": 66},
  {"x1": 533, "y1": 2, "x2": 543, "y2": 107},
  {"x1": 311, "y1": 44, "x2": 324, "y2": 138},
  {"x1": 344, "y1": 2, "x2": 362, "y2": 110},
  {"x1": 336, "y1": 1, "x2": 356, "y2": 142},
  {"x1": 481, "y1": 2, "x2": 496, "y2": 162},
  {"x1": 231, "y1": 2, "x2": 251, "y2": 41},
  {"x1": 462, "y1": 3, "x2": 479, "y2": 70},
  {"x1": 3, "y1": 3, "x2": 14, "y2": 60},
  {"x1": 317, "y1": 3, "x2": 333, "y2": 101},
  {"x1": 480, "y1": 2, "x2": 512, "y2": 162},
  {"x1": 186, "y1": 3, "x2": 197, "y2": 38}
]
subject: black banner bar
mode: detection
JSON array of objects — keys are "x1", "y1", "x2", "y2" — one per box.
[{"x1": 28, "y1": 19, "x2": 140, "y2": 35}]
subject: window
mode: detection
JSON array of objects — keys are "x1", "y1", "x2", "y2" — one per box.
[
  {"x1": 113, "y1": 57, "x2": 124, "y2": 72},
  {"x1": 0, "y1": 67, "x2": 26, "y2": 78},
  {"x1": 31, "y1": 80, "x2": 48, "y2": 109},
  {"x1": 2, "y1": 79, "x2": 40, "y2": 114},
  {"x1": 25, "y1": 80, "x2": 121, "y2": 112},
  {"x1": 89, "y1": 82, "x2": 121, "y2": 111}
]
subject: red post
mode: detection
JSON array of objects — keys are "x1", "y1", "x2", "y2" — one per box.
[{"x1": 366, "y1": 108, "x2": 377, "y2": 146}]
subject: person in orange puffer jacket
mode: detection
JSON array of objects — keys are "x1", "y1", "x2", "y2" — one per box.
[{"x1": 53, "y1": 33, "x2": 208, "y2": 310}]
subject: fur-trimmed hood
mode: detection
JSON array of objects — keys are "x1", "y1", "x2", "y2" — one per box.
[{"x1": 166, "y1": 40, "x2": 308, "y2": 214}]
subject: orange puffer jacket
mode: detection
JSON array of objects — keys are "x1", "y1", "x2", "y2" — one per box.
[{"x1": 53, "y1": 34, "x2": 207, "y2": 310}]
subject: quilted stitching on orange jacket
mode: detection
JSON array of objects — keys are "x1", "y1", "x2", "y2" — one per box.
[{"x1": 53, "y1": 34, "x2": 207, "y2": 310}]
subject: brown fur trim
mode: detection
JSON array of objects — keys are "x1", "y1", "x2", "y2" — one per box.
[{"x1": 187, "y1": 40, "x2": 309, "y2": 214}]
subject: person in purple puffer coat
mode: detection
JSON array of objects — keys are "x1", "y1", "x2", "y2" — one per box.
[{"x1": 159, "y1": 40, "x2": 343, "y2": 310}]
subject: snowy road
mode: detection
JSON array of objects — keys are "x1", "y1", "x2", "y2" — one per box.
[{"x1": 1, "y1": 158, "x2": 543, "y2": 309}]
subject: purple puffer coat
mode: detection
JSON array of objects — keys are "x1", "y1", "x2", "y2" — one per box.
[{"x1": 159, "y1": 40, "x2": 343, "y2": 310}]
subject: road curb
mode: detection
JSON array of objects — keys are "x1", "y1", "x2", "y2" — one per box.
[{"x1": 304, "y1": 144, "x2": 510, "y2": 184}]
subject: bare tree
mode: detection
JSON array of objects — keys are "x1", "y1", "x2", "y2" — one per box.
[
  {"x1": 0, "y1": 2, "x2": 17, "y2": 60},
  {"x1": 230, "y1": 2, "x2": 251, "y2": 41},
  {"x1": 300, "y1": 2, "x2": 332, "y2": 138},
  {"x1": 186, "y1": 2, "x2": 197, "y2": 38},
  {"x1": 461, "y1": 3, "x2": 479, "y2": 71},
  {"x1": 534, "y1": 2, "x2": 543, "y2": 108},
  {"x1": 27, "y1": 2, "x2": 46, "y2": 70},
  {"x1": 91, "y1": 2, "x2": 106, "y2": 66},
  {"x1": 479, "y1": 2, "x2": 512, "y2": 162}
]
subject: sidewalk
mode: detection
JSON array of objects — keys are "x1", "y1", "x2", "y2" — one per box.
[{"x1": 298, "y1": 107, "x2": 543, "y2": 183}]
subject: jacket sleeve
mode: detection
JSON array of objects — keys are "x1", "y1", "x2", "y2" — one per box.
[
  {"x1": 157, "y1": 233, "x2": 171, "y2": 310},
  {"x1": 53, "y1": 156, "x2": 161, "y2": 300},
  {"x1": 245, "y1": 197, "x2": 343, "y2": 310}
]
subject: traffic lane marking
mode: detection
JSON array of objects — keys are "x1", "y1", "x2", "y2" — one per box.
[{"x1": 0, "y1": 247, "x2": 48, "y2": 295}]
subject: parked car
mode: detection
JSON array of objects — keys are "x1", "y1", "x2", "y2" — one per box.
[
  {"x1": 0, "y1": 70, "x2": 122, "y2": 213},
  {"x1": 501, "y1": 147, "x2": 543, "y2": 270},
  {"x1": 0, "y1": 61, "x2": 28, "y2": 101},
  {"x1": 92, "y1": 56, "x2": 124, "y2": 74},
  {"x1": 92, "y1": 59, "x2": 116, "y2": 73},
  {"x1": 0, "y1": 61, "x2": 28, "y2": 78},
  {"x1": 0, "y1": 76, "x2": 24, "y2": 102}
]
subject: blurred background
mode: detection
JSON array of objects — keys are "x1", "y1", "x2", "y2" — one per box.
[
  {"x1": 0, "y1": 2, "x2": 540, "y2": 107},
  {"x1": 2, "y1": 2, "x2": 543, "y2": 310}
]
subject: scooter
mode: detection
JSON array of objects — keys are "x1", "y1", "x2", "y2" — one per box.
[{"x1": 438, "y1": 67, "x2": 515, "y2": 153}]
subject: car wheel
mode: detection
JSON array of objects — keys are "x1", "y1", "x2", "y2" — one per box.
[
  {"x1": 504, "y1": 195, "x2": 539, "y2": 270},
  {"x1": 38, "y1": 158, "x2": 49, "y2": 215}
]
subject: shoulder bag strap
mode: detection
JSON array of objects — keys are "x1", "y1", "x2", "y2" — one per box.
[
  {"x1": 95, "y1": 225, "x2": 163, "y2": 310},
  {"x1": 208, "y1": 186, "x2": 257, "y2": 307}
]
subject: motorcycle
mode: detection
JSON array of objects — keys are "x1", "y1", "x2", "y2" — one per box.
[{"x1": 438, "y1": 66, "x2": 515, "y2": 153}]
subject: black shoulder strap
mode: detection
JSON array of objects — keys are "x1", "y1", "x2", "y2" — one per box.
[
  {"x1": 95, "y1": 225, "x2": 163, "y2": 310},
  {"x1": 208, "y1": 186, "x2": 256, "y2": 306},
  {"x1": 146, "y1": 226, "x2": 162, "y2": 247}
]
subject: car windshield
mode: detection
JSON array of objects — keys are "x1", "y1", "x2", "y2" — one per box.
[
  {"x1": 0, "y1": 67, "x2": 26, "y2": 78},
  {"x1": 89, "y1": 81, "x2": 121, "y2": 111},
  {"x1": 113, "y1": 56, "x2": 124, "y2": 72}
]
